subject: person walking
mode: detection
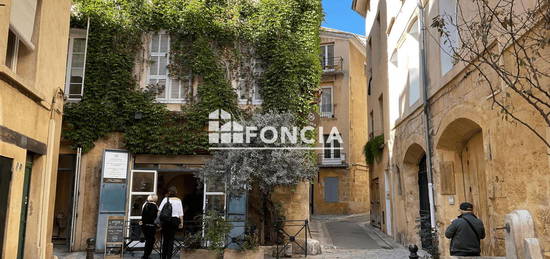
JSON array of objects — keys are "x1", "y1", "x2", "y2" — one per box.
[
  {"x1": 158, "y1": 186, "x2": 184, "y2": 259},
  {"x1": 445, "y1": 202, "x2": 486, "y2": 256},
  {"x1": 140, "y1": 194, "x2": 158, "y2": 259}
]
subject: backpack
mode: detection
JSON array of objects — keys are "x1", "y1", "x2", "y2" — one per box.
[{"x1": 159, "y1": 198, "x2": 173, "y2": 223}]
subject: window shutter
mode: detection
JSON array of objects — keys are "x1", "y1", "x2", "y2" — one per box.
[
  {"x1": 10, "y1": 0, "x2": 38, "y2": 49},
  {"x1": 324, "y1": 177, "x2": 339, "y2": 203}
]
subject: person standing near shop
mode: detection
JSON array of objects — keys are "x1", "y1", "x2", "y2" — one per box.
[
  {"x1": 158, "y1": 186, "x2": 184, "y2": 259},
  {"x1": 140, "y1": 194, "x2": 158, "y2": 259}
]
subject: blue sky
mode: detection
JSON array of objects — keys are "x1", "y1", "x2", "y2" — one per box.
[{"x1": 321, "y1": 0, "x2": 365, "y2": 35}]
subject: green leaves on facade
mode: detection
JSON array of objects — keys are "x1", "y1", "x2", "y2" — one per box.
[
  {"x1": 64, "y1": 0, "x2": 323, "y2": 154},
  {"x1": 363, "y1": 134, "x2": 385, "y2": 165}
]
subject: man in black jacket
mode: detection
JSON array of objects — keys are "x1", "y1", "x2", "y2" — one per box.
[{"x1": 445, "y1": 202, "x2": 485, "y2": 256}]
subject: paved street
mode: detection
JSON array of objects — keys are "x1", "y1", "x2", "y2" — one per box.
[
  {"x1": 306, "y1": 214, "x2": 431, "y2": 259},
  {"x1": 55, "y1": 214, "x2": 430, "y2": 259}
]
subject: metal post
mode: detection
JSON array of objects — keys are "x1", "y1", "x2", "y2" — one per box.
[
  {"x1": 409, "y1": 244, "x2": 419, "y2": 259},
  {"x1": 86, "y1": 238, "x2": 95, "y2": 259},
  {"x1": 305, "y1": 220, "x2": 308, "y2": 256}
]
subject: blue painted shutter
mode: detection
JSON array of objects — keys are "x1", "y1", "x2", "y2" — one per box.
[{"x1": 324, "y1": 177, "x2": 339, "y2": 203}]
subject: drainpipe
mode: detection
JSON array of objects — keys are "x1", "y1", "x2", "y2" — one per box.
[{"x1": 418, "y1": 0, "x2": 437, "y2": 231}]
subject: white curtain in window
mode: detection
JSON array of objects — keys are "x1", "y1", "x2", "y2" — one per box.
[
  {"x1": 321, "y1": 88, "x2": 332, "y2": 114},
  {"x1": 10, "y1": 0, "x2": 38, "y2": 48},
  {"x1": 406, "y1": 21, "x2": 420, "y2": 106},
  {"x1": 440, "y1": 0, "x2": 458, "y2": 75}
]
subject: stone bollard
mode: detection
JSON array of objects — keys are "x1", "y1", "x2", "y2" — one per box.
[
  {"x1": 504, "y1": 210, "x2": 545, "y2": 259},
  {"x1": 86, "y1": 238, "x2": 95, "y2": 259},
  {"x1": 409, "y1": 244, "x2": 419, "y2": 259}
]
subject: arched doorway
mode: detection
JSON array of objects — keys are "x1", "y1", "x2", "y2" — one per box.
[
  {"x1": 402, "y1": 143, "x2": 433, "y2": 250},
  {"x1": 437, "y1": 118, "x2": 491, "y2": 254}
]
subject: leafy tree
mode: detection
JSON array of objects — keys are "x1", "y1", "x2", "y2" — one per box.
[
  {"x1": 432, "y1": 0, "x2": 550, "y2": 150},
  {"x1": 199, "y1": 111, "x2": 317, "y2": 243}
]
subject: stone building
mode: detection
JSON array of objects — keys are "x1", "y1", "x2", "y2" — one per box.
[
  {"x1": 312, "y1": 28, "x2": 370, "y2": 215},
  {"x1": 0, "y1": 0, "x2": 71, "y2": 258},
  {"x1": 353, "y1": 0, "x2": 550, "y2": 257},
  {"x1": 53, "y1": 29, "x2": 314, "y2": 252}
]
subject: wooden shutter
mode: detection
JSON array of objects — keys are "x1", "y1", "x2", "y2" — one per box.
[{"x1": 324, "y1": 177, "x2": 339, "y2": 203}]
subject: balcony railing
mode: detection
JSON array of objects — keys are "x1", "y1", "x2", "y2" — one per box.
[
  {"x1": 320, "y1": 57, "x2": 344, "y2": 73},
  {"x1": 317, "y1": 152, "x2": 347, "y2": 167},
  {"x1": 320, "y1": 103, "x2": 333, "y2": 118}
]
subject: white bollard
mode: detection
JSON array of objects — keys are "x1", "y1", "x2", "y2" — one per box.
[{"x1": 504, "y1": 210, "x2": 539, "y2": 259}]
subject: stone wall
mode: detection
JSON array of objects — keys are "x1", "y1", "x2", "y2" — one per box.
[{"x1": 388, "y1": 58, "x2": 550, "y2": 257}]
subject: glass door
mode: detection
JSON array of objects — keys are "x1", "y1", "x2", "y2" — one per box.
[
  {"x1": 202, "y1": 176, "x2": 226, "y2": 246},
  {"x1": 127, "y1": 170, "x2": 157, "y2": 247},
  {"x1": 203, "y1": 177, "x2": 226, "y2": 215}
]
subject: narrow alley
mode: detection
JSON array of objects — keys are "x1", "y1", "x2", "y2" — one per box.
[{"x1": 307, "y1": 214, "x2": 430, "y2": 259}]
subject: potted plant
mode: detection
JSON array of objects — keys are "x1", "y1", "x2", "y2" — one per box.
[
  {"x1": 363, "y1": 134, "x2": 385, "y2": 165},
  {"x1": 181, "y1": 211, "x2": 232, "y2": 259},
  {"x1": 223, "y1": 228, "x2": 264, "y2": 259}
]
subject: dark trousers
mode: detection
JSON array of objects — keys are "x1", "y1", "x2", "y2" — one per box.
[
  {"x1": 451, "y1": 251, "x2": 481, "y2": 256},
  {"x1": 161, "y1": 218, "x2": 180, "y2": 259},
  {"x1": 142, "y1": 225, "x2": 156, "y2": 258}
]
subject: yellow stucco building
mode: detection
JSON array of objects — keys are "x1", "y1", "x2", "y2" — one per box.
[
  {"x1": 312, "y1": 28, "x2": 370, "y2": 215},
  {"x1": 0, "y1": 0, "x2": 71, "y2": 258},
  {"x1": 354, "y1": 0, "x2": 550, "y2": 258}
]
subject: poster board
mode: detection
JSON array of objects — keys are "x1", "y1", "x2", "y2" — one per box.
[
  {"x1": 104, "y1": 216, "x2": 125, "y2": 258},
  {"x1": 95, "y1": 149, "x2": 129, "y2": 251},
  {"x1": 103, "y1": 150, "x2": 129, "y2": 179}
]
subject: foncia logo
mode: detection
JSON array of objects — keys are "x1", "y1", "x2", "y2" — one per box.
[
  {"x1": 208, "y1": 109, "x2": 343, "y2": 150},
  {"x1": 208, "y1": 109, "x2": 244, "y2": 144}
]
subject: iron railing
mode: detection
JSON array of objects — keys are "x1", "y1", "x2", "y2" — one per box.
[
  {"x1": 274, "y1": 219, "x2": 311, "y2": 258},
  {"x1": 320, "y1": 57, "x2": 344, "y2": 73},
  {"x1": 317, "y1": 152, "x2": 347, "y2": 167}
]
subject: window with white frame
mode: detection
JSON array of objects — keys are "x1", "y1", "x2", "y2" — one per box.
[
  {"x1": 398, "y1": 20, "x2": 420, "y2": 107},
  {"x1": 5, "y1": 30, "x2": 19, "y2": 71},
  {"x1": 440, "y1": 0, "x2": 459, "y2": 75},
  {"x1": 237, "y1": 59, "x2": 263, "y2": 105},
  {"x1": 65, "y1": 36, "x2": 87, "y2": 100},
  {"x1": 148, "y1": 32, "x2": 188, "y2": 103},
  {"x1": 320, "y1": 44, "x2": 335, "y2": 71},
  {"x1": 323, "y1": 134, "x2": 341, "y2": 159},
  {"x1": 320, "y1": 86, "x2": 333, "y2": 118}
]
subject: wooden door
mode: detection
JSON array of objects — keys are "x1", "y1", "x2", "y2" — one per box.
[
  {"x1": 370, "y1": 178, "x2": 380, "y2": 227},
  {"x1": 461, "y1": 132, "x2": 489, "y2": 253}
]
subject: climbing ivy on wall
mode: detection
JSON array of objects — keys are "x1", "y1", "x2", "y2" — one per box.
[{"x1": 63, "y1": 0, "x2": 323, "y2": 154}]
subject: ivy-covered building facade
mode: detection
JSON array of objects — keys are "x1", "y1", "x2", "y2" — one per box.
[{"x1": 52, "y1": 0, "x2": 324, "y2": 253}]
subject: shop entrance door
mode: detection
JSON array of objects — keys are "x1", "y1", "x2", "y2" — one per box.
[
  {"x1": 0, "y1": 156, "x2": 13, "y2": 258},
  {"x1": 127, "y1": 170, "x2": 157, "y2": 247}
]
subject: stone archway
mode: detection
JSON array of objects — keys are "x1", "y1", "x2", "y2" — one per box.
[
  {"x1": 436, "y1": 117, "x2": 492, "y2": 254},
  {"x1": 401, "y1": 143, "x2": 430, "y2": 247}
]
